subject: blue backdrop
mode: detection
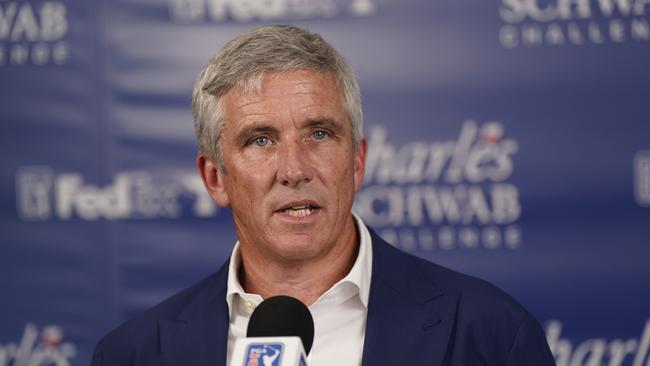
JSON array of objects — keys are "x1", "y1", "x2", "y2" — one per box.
[{"x1": 2, "y1": 0, "x2": 649, "y2": 365}]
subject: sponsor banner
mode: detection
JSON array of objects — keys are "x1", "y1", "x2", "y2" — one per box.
[
  {"x1": 15, "y1": 167, "x2": 218, "y2": 221},
  {"x1": 0, "y1": 0, "x2": 649, "y2": 365},
  {"x1": 635, "y1": 150, "x2": 650, "y2": 207},
  {"x1": 546, "y1": 319, "x2": 650, "y2": 366},
  {"x1": 0, "y1": 324, "x2": 77, "y2": 366},
  {"x1": 0, "y1": 0, "x2": 69, "y2": 67},
  {"x1": 168, "y1": 0, "x2": 376, "y2": 23},
  {"x1": 499, "y1": 0, "x2": 650, "y2": 48},
  {"x1": 356, "y1": 121, "x2": 522, "y2": 252}
]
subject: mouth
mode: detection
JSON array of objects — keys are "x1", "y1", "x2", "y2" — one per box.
[{"x1": 276, "y1": 201, "x2": 321, "y2": 218}]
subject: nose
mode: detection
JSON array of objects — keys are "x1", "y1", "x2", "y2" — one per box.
[{"x1": 276, "y1": 138, "x2": 314, "y2": 187}]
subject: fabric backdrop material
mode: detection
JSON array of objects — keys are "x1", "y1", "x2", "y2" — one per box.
[{"x1": 1, "y1": 1, "x2": 649, "y2": 365}]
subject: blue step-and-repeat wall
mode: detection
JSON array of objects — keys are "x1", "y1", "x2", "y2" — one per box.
[{"x1": 1, "y1": 0, "x2": 649, "y2": 365}]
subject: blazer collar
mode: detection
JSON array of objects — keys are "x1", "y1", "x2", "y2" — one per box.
[
  {"x1": 159, "y1": 260, "x2": 231, "y2": 366},
  {"x1": 362, "y1": 229, "x2": 459, "y2": 365}
]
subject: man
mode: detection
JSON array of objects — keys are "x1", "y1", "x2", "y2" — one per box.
[{"x1": 92, "y1": 25, "x2": 555, "y2": 365}]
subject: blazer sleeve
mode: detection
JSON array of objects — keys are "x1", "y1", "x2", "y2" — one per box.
[{"x1": 505, "y1": 315, "x2": 556, "y2": 366}]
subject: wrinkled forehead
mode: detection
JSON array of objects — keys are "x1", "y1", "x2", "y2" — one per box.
[
  {"x1": 219, "y1": 70, "x2": 347, "y2": 120},
  {"x1": 225, "y1": 69, "x2": 343, "y2": 98}
]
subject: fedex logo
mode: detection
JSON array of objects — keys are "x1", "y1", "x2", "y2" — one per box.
[{"x1": 15, "y1": 166, "x2": 218, "y2": 221}]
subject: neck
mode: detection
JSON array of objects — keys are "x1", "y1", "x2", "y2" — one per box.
[{"x1": 238, "y1": 217, "x2": 359, "y2": 306}]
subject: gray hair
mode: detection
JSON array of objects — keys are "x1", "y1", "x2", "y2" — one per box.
[{"x1": 191, "y1": 24, "x2": 363, "y2": 171}]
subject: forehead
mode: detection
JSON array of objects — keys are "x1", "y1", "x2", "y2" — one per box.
[{"x1": 219, "y1": 70, "x2": 347, "y2": 124}]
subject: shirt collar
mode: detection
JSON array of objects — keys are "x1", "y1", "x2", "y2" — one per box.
[{"x1": 226, "y1": 212, "x2": 373, "y2": 316}]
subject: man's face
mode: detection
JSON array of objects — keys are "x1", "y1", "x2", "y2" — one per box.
[{"x1": 200, "y1": 70, "x2": 367, "y2": 264}]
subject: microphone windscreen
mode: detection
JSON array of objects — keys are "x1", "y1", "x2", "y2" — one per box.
[{"x1": 246, "y1": 295, "x2": 315, "y2": 355}]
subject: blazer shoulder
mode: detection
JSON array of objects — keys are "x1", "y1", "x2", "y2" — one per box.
[
  {"x1": 414, "y1": 248, "x2": 531, "y2": 325},
  {"x1": 416, "y1": 258, "x2": 554, "y2": 364},
  {"x1": 92, "y1": 267, "x2": 228, "y2": 365},
  {"x1": 377, "y1": 237, "x2": 530, "y2": 321},
  {"x1": 374, "y1": 239, "x2": 553, "y2": 364}
]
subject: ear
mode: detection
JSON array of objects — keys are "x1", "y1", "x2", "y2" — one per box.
[
  {"x1": 196, "y1": 154, "x2": 230, "y2": 207},
  {"x1": 353, "y1": 138, "x2": 368, "y2": 193}
]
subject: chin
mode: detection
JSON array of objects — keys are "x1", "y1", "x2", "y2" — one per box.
[{"x1": 271, "y1": 237, "x2": 326, "y2": 262}]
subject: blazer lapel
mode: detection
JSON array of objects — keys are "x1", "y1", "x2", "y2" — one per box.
[
  {"x1": 362, "y1": 233, "x2": 459, "y2": 365},
  {"x1": 159, "y1": 262, "x2": 231, "y2": 366}
]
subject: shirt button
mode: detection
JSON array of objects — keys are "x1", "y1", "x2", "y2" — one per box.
[{"x1": 245, "y1": 300, "x2": 256, "y2": 312}]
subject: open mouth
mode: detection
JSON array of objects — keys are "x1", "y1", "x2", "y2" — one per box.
[{"x1": 280, "y1": 204, "x2": 320, "y2": 218}]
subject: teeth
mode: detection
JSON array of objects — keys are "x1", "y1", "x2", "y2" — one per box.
[{"x1": 285, "y1": 207, "x2": 313, "y2": 217}]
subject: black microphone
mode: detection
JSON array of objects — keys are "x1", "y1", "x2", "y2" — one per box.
[
  {"x1": 247, "y1": 295, "x2": 315, "y2": 355},
  {"x1": 230, "y1": 295, "x2": 315, "y2": 365}
]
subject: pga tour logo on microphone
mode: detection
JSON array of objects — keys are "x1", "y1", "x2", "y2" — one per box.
[{"x1": 244, "y1": 343, "x2": 284, "y2": 366}]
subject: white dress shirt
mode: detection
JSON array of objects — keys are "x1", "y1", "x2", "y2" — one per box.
[{"x1": 225, "y1": 213, "x2": 373, "y2": 366}]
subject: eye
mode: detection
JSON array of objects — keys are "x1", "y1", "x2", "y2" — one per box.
[
  {"x1": 252, "y1": 136, "x2": 270, "y2": 147},
  {"x1": 312, "y1": 130, "x2": 329, "y2": 141}
]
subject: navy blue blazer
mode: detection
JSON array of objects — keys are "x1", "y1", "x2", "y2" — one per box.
[{"x1": 92, "y1": 229, "x2": 556, "y2": 365}]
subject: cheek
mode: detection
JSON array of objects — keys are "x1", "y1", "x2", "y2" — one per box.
[
  {"x1": 321, "y1": 156, "x2": 356, "y2": 192},
  {"x1": 229, "y1": 154, "x2": 276, "y2": 183},
  {"x1": 313, "y1": 151, "x2": 343, "y2": 176},
  {"x1": 227, "y1": 167, "x2": 276, "y2": 212}
]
